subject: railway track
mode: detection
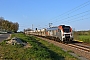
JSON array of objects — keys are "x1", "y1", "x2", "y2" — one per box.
[
  {"x1": 35, "y1": 36, "x2": 90, "y2": 60},
  {"x1": 67, "y1": 43, "x2": 90, "y2": 52},
  {"x1": 73, "y1": 43, "x2": 90, "y2": 49},
  {"x1": 37, "y1": 35, "x2": 90, "y2": 53}
]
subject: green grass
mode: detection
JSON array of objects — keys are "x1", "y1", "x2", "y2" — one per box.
[
  {"x1": 35, "y1": 37, "x2": 78, "y2": 60},
  {"x1": 0, "y1": 41, "x2": 26, "y2": 59},
  {"x1": 74, "y1": 31, "x2": 90, "y2": 43},
  {"x1": 0, "y1": 33, "x2": 78, "y2": 60},
  {"x1": 77, "y1": 35, "x2": 90, "y2": 43}
]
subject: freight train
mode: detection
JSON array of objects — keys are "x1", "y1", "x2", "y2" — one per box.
[{"x1": 25, "y1": 25, "x2": 73, "y2": 42}]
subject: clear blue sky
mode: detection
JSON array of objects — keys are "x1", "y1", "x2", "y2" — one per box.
[{"x1": 0, "y1": 0, "x2": 90, "y2": 31}]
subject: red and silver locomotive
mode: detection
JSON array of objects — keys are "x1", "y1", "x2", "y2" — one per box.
[{"x1": 46, "y1": 25, "x2": 73, "y2": 42}]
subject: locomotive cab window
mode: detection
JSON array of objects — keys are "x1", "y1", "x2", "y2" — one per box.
[{"x1": 63, "y1": 26, "x2": 70, "y2": 33}]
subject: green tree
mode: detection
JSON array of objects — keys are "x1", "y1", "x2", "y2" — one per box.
[{"x1": 0, "y1": 17, "x2": 19, "y2": 32}]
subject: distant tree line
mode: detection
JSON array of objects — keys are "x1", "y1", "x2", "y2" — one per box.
[
  {"x1": 0, "y1": 17, "x2": 19, "y2": 32},
  {"x1": 74, "y1": 30, "x2": 90, "y2": 35}
]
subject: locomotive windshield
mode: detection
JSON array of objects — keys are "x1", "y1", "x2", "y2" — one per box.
[{"x1": 63, "y1": 26, "x2": 70, "y2": 33}]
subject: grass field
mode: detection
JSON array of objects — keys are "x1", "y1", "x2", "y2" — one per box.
[
  {"x1": 74, "y1": 31, "x2": 90, "y2": 43},
  {"x1": 76, "y1": 35, "x2": 90, "y2": 43},
  {"x1": 0, "y1": 33, "x2": 78, "y2": 60}
]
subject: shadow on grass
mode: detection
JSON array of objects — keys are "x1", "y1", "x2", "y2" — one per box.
[{"x1": 26, "y1": 36, "x2": 65, "y2": 60}]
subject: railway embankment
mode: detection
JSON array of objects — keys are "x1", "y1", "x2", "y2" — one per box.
[
  {"x1": 0, "y1": 33, "x2": 78, "y2": 60},
  {"x1": 36, "y1": 36, "x2": 90, "y2": 60}
]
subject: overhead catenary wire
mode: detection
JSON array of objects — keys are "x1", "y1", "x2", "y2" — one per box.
[
  {"x1": 38, "y1": 0, "x2": 90, "y2": 27},
  {"x1": 54, "y1": 10, "x2": 90, "y2": 24},
  {"x1": 60, "y1": 13, "x2": 90, "y2": 24},
  {"x1": 65, "y1": 17, "x2": 90, "y2": 23},
  {"x1": 48, "y1": 0, "x2": 90, "y2": 23},
  {"x1": 45, "y1": 0, "x2": 90, "y2": 24}
]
